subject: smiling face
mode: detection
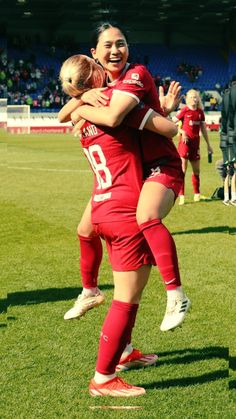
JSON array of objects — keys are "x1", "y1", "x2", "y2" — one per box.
[{"x1": 90, "y1": 27, "x2": 129, "y2": 81}]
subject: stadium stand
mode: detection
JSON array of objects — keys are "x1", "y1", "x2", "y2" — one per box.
[{"x1": 1, "y1": 38, "x2": 235, "y2": 113}]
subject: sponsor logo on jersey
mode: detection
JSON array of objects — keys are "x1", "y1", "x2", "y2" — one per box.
[
  {"x1": 131, "y1": 73, "x2": 140, "y2": 80},
  {"x1": 122, "y1": 79, "x2": 144, "y2": 87},
  {"x1": 189, "y1": 120, "x2": 200, "y2": 126}
]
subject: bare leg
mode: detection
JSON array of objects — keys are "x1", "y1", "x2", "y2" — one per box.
[
  {"x1": 64, "y1": 199, "x2": 104, "y2": 320},
  {"x1": 136, "y1": 181, "x2": 191, "y2": 331}
]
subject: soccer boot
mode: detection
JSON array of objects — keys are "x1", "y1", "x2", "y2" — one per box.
[
  {"x1": 64, "y1": 288, "x2": 105, "y2": 320},
  {"x1": 193, "y1": 193, "x2": 200, "y2": 202},
  {"x1": 89, "y1": 376, "x2": 146, "y2": 397},
  {"x1": 116, "y1": 348, "x2": 158, "y2": 372},
  {"x1": 179, "y1": 195, "x2": 185, "y2": 205},
  {"x1": 194, "y1": 194, "x2": 211, "y2": 202},
  {"x1": 160, "y1": 295, "x2": 191, "y2": 332}
]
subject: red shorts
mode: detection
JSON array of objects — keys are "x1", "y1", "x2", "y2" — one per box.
[
  {"x1": 178, "y1": 138, "x2": 200, "y2": 161},
  {"x1": 93, "y1": 220, "x2": 154, "y2": 271},
  {"x1": 144, "y1": 165, "x2": 184, "y2": 198}
]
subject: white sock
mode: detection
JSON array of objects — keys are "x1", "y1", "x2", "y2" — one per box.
[
  {"x1": 224, "y1": 192, "x2": 229, "y2": 202},
  {"x1": 94, "y1": 371, "x2": 116, "y2": 384},
  {"x1": 167, "y1": 286, "x2": 185, "y2": 302},
  {"x1": 82, "y1": 287, "x2": 98, "y2": 297},
  {"x1": 120, "y1": 343, "x2": 133, "y2": 361}
]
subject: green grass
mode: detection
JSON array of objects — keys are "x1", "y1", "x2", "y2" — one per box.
[{"x1": 1, "y1": 130, "x2": 235, "y2": 418}]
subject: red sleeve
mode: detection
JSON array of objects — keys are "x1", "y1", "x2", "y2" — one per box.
[
  {"x1": 123, "y1": 104, "x2": 154, "y2": 130},
  {"x1": 113, "y1": 65, "x2": 154, "y2": 103},
  {"x1": 175, "y1": 106, "x2": 187, "y2": 121}
]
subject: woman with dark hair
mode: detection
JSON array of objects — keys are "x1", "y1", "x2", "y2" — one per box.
[
  {"x1": 59, "y1": 53, "x2": 181, "y2": 397},
  {"x1": 60, "y1": 22, "x2": 190, "y2": 334}
]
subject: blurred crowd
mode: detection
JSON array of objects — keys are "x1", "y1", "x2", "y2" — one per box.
[
  {"x1": 0, "y1": 46, "x2": 222, "y2": 111},
  {"x1": 177, "y1": 62, "x2": 203, "y2": 83},
  {"x1": 0, "y1": 47, "x2": 67, "y2": 110}
]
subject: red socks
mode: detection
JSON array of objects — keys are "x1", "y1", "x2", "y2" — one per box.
[
  {"x1": 192, "y1": 173, "x2": 200, "y2": 194},
  {"x1": 139, "y1": 219, "x2": 181, "y2": 290},
  {"x1": 96, "y1": 300, "x2": 138, "y2": 374},
  {"x1": 78, "y1": 235, "x2": 103, "y2": 288},
  {"x1": 179, "y1": 174, "x2": 200, "y2": 195}
]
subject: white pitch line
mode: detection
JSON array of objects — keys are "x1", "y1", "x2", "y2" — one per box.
[
  {"x1": 6, "y1": 166, "x2": 90, "y2": 173},
  {"x1": 89, "y1": 406, "x2": 143, "y2": 410}
]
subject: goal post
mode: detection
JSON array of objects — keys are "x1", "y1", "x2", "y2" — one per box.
[
  {"x1": 0, "y1": 98, "x2": 7, "y2": 130},
  {"x1": 7, "y1": 105, "x2": 31, "y2": 134}
]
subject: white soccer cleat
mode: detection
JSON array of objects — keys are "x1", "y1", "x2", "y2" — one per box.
[
  {"x1": 193, "y1": 193, "x2": 200, "y2": 202},
  {"x1": 179, "y1": 195, "x2": 185, "y2": 206},
  {"x1": 194, "y1": 194, "x2": 211, "y2": 202},
  {"x1": 64, "y1": 289, "x2": 105, "y2": 320},
  {"x1": 89, "y1": 376, "x2": 146, "y2": 397},
  {"x1": 160, "y1": 295, "x2": 191, "y2": 332},
  {"x1": 223, "y1": 200, "x2": 230, "y2": 206},
  {"x1": 230, "y1": 199, "x2": 236, "y2": 206},
  {"x1": 116, "y1": 348, "x2": 158, "y2": 372}
]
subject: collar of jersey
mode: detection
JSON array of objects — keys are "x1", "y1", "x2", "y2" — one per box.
[{"x1": 106, "y1": 63, "x2": 130, "y2": 87}]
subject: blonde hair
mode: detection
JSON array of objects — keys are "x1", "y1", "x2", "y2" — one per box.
[
  {"x1": 59, "y1": 54, "x2": 102, "y2": 97},
  {"x1": 186, "y1": 89, "x2": 204, "y2": 110}
]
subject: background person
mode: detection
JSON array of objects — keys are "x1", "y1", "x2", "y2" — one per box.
[
  {"x1": 228, "y1": 76, "x2": 236, "y2": 204},
  {"x1": 173, "y1": 89, "x2": 213, "y2": 205}
]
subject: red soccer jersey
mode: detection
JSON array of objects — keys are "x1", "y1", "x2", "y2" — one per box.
[
  {"x1": 79, "y1": 91, "x2": 152, "y2": 223},
  {"x1": 108, "y1": 63, "x2": 181, "y2": 171},
  {"x1": 175, "y1": 106, "x2": 205, "y2": 140},
  {"x1": 107, "y1": 63, "x2": 163, "y2": 113}
]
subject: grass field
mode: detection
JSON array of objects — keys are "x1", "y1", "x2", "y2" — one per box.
[{"x1": 1, "y1": 130, "x2": 235, "y2": 418}]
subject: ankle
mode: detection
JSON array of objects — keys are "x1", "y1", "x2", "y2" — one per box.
[
  {"x1": 94, "y1": 371, "x2": 116, "y2": 384},
  {"x1": 82, "y1": 287, "x2": 99, "y2": 297},
  {"x1": 167, "y1": 286, "x2": 185, "y2": 302}
]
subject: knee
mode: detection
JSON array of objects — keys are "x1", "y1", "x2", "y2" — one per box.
[
  {"x1": 136, "y1": 211, "x2": 158, "y2": 226},
  {"x1": 136, "y1": 213, "x2": 162, "y2": 227},
  {"x1": 77, "y1": 221, "x2": 95, "y2": 238}
]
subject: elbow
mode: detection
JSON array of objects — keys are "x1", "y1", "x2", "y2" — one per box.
[
  {"x1": 58, "y1": 112, "x2": 66, "y2": 123},
  {"x1": 171, "y1": 125, "x2": 178, "y2": 137},
  {"x1": 166, "y1": 123, "x2": 178, "y2": 138},
  {"x1": 106, "y1": 114, "x2": 123, "y2": 128},
  {"x1": 58, "y1": 114, "x2": 70, "y2": 123}
]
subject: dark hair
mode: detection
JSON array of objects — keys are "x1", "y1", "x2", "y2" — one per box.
[{"x1": 90, "y1": 21, "x2": 129, "y2": 48}]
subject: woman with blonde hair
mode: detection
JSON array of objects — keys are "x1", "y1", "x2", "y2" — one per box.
[
  {"x1": 59, "y1": 52, "x2": 183, "y2": 397},
  {"x1": 60, "y1": 54, "x2": 106, "y2": 98},
  {"x1": 173, "y1": 89, "x2": 213, "y2": 205},
  {"x1": 59, "y1": 23, "x2": 190, "y2": 339}
]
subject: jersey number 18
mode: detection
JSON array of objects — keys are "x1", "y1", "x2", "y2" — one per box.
[{"x1": 83, "y1": 144, "x2": 112, "y2": 190}]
